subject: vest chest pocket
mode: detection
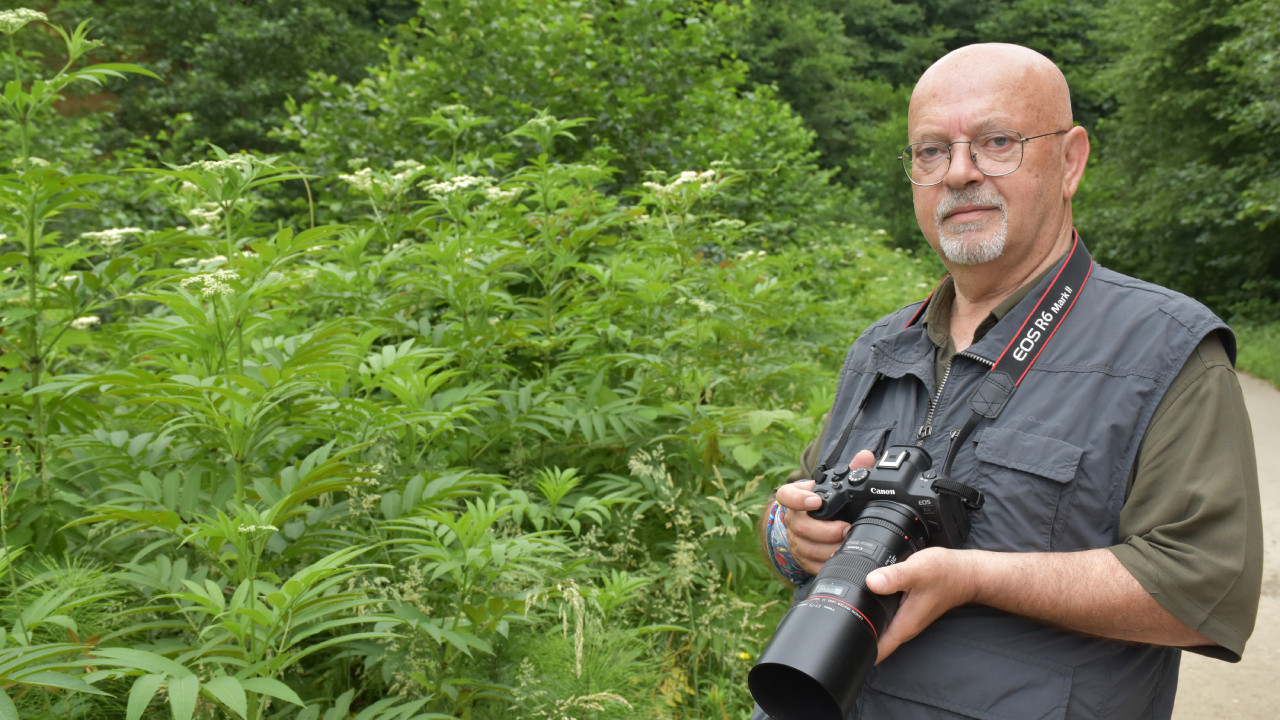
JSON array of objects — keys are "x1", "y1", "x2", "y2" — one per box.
[{"x1": 965, "y1": 427, "x2": 1084, "y2": 551}]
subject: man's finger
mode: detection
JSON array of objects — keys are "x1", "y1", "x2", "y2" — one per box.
[
  {"x1": 775, "y1": 479, "x2": 822, "y2": 512},
  {"x1": 849, "y1": 448, "x2": 876, "y2": 470},
  {"x1": 866, "y1": 566, "x2": 898, "y2": 595}
]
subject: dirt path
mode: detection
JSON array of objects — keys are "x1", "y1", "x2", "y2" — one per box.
[{"x1": 1172, "y1": 372, "x2": 1280, "y2": 719}]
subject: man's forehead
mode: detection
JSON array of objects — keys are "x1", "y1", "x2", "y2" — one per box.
[
  {"x1": 907, "y1": 88, "x2": 1028, "y2": 140},
  {"x1": 908, "y1": 44, "x2": 1070, "y2": 133}
]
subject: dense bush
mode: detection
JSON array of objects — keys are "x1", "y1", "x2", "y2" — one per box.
[
  {"x1": 0, "y1": 11, "x2": 932, "y2": 718},
  {"x1": 274, "y1": 0, "x2": 865, "y2": 250}
]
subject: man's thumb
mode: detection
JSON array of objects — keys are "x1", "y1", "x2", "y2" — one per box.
[
  {"x1": 848, "y1": 449, "x2": 876, "y2": 471},
  {"x1": 866, "y1": 567, "x2": 893, "y2": 594}
]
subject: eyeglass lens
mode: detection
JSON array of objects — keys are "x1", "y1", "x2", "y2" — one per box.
[{"x1": 902, "y1": 130, "x2": 1024, "y2": 185}]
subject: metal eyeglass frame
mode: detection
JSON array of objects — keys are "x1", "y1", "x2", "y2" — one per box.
[{"x1": 899, "y1": 129, "x2": 1071, "y2": 187}]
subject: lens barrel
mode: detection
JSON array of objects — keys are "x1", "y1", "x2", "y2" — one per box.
[{"x1": 749, "y1": 501, "x2": 927, "y2": 720}]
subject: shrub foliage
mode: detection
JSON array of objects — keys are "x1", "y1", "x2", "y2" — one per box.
[{"x1": 0, "y1": 8, "x2": 930, "y2": 719}]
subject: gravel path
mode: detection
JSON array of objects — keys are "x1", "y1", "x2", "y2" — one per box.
[{"x1": 1172, "y1": 372, "x2": 1279, "y2": 719}]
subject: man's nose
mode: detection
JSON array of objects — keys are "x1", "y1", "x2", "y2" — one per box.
[{"x1": 944, "y1": 142, "x2": 985, "y2": 187}]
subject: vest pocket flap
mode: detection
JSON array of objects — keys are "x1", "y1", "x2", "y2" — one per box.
[
  {"x1": 975, "y1": 427, "x2": 1083, "y2": 484},
  {"x1": 865, "y1": 628, "x2": 1072, "y2": 720}
]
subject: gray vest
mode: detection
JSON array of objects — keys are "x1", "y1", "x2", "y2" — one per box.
[{"x1": 792, "y1": 252, "x2": 1230, "y2": 720}]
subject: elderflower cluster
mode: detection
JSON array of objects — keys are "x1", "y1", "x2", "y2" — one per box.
[
  {"x1": 70, "y1": 315, "x2": 100, "y2": 330},
  {"x1": 179, "y1": 156, "x2": 257, "y2": 175},
  {"x1": 81, "y1": 227, "x2": 144, "y2": 247},
  {"x1": 175, "y1": 255, "x2": 229, "y2": 269},
  {"x1": 179, "y1": 268, "x2": 239, "y2": 297},
  {"x1": 676, "y1": 296, "x2": 717, "y2": 314},
  {"x1": 237, "y1": 524, "x2": 278, "y2": 534},
  {"x1": 484, "y1": 186, "x2": 521, "y2": 203},
  {"x1": 643, "y1": 169, "x2": 719, "y2": 198},
  {"x1": 421, "y1": 174, "x2": 492, "y2": 196},
  {"x1": 185, "y1": 204, "x2": 223, "y2": 224},
  {"x1": 12, "y1": 156, "x2": 50, "y2": 170},
  {"x1": 0, "y1": 9, "x2": 46, "y2": 35},
  {"x1": 341, "y1": 161, "x2": 426, "y2": 196},
  {"x1": 338, "y1": 168, "x2": 392, "y2": 195}
]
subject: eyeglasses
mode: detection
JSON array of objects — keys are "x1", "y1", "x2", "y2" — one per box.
[{"x1": 899, "y1": 129, "x2": 1070, "y2": 186}]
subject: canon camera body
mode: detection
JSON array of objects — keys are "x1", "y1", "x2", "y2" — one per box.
[{"x1": 748, "y1": 445, "x2": 983, "y2": 720}]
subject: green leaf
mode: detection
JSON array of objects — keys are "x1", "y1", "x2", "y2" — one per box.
[
  {"x1": 169, "y1": 673, "x2": 199, "y2": 720},
  {"x1": 732, "y1": 443, "x2": 764, "y2": 471},
  {"x1": 202, "y1": 675, "x2": 247, "y2": 719},
  {"x1": 16, "y1": 670, "x2": 107, "y2": 696},
  {"x1": 0, "y1": 691, "x2": 16, "y2": 720},
  {"x1": 747, "y1": 409, "x2": 791, "y2": 435},
  {"x1": 126, "y1": 674, "x2": 166, "y2": 720},
  {"x1": 94, "y1": 647, "x2": 193, "y2": 678},
  {"x1": 240, "y1": 677, "x2": 304, "y2": 706}
]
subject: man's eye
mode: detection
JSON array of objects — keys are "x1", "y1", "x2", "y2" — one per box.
[
  {"x1": 915, "y1": 144, "x2": 946, "y2": 161},
  {"x1": 979, "y1": 133, "x2": 1018, "y2": 152}
]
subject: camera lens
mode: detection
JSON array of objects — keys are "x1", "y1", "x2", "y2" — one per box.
[{"x1": 749, "y1": 501, "x2": 927, "y2": 720}]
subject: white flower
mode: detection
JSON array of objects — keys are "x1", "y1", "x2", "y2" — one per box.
[
  {"x1": 484, "y1": 186, "x2": 520, "y2": 203},
  {"x1": 12, "y1": 156, "x2": 49, "y2": 170},
  {"x1": 80, "y1": 227, "x2": 144, "y2": 246},
  {"x1": 179, "y1": 156, "x2": 259, "y2": 175},
  {"x1": 186, "y1": 204, "x2": 222, "y2": 223},
  {"x1": 70, "y1": 315, "x2": 100, "y2": 330},
  {"x1": 644, "y1": 169, "x2": 720, "y2": 198},
  {"x1": 690, "y1": 298, "x2": 717, "y2": 314},
  {"x1": 422, "y1": 174, "x2": 492, "y2": 197},
  {"x1": 174, "y1": 257, "x2": 199, "y2": 267},
  {"x1": 0, "y1": 9, "x2": 46, "y2": 35},
  {"x1": 338, "y1": 168, "x2": 389, "y2": 195},
  {"x1": 180, "y1": 268, "x2": 239, "y2": 298},
  {"x1": 237, "y1": 524, "x2": 279, "y2": 534},
  {"x1": 392, "y1": 159, "x2": 425, "y2": 175}
]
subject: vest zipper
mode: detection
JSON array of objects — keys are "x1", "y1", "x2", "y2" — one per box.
[{"x1": 916, "y1": 350, "x2": 994, "y2": 444}]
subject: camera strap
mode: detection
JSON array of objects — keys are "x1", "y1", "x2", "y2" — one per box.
[
  {"x1": 815, "y1": 232, "x2": 1093, "y2": 502},
  {"x1": 935, "y1": 231, "x2": 1093, "y2": 478}
]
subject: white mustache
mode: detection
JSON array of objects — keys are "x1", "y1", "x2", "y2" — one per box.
[{"x1": 935, "y1": 188, "x2": 1007, "y2": 226}]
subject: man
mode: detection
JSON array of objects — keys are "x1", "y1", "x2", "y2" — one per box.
[{"x1": 757, "y1": 44, "x2": 1261, "y2": 719}]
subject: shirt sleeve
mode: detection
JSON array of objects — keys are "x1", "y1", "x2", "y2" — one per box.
[{"x1": 1109, "y1": 334, "x2": 1263, "y2": 661}]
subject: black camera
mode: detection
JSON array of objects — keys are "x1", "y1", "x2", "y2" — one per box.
[{"x1": 748, "y1": 445, "x2": 984, "y2": 720}]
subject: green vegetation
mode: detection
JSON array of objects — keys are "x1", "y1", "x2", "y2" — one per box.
[
  {"x1": 0, "y1": 7, "x2": 927, "y2": 718},
  {"x1": 1, "y1": 1, "x2": 1275, "y2": 718},
  {"x1": 1236, "y1": 324, "x2": 1280, "y2": 389}
]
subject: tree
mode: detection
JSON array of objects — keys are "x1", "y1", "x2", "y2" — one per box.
[
  {"x1": 47, "y1": 0, "x2": 418, "y2": 153},
  {"x1": 1079, "y1": 0, "x2": 1280, "y2": 317},
  {"x1": 734, "y1": 0, "x2": 1106, "y2": 246},
  {"x1": 276, "y1": 0, "x2": 861, "y2": 247}
]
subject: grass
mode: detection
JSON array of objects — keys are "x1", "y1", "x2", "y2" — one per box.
[{"x1": 1234, "y1": 322, "x2": 1280, "y2": 389}]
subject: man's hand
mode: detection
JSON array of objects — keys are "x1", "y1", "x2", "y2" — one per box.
[
  {"x1": 862, "y1": 547, "x2": 1217, "y2": 664},
  {"x1": 865, "y1": 547, "x2": 978, "y2": 663},
  {"x1": 774, "y1": 449, "x2": 876, "y2": 575}
]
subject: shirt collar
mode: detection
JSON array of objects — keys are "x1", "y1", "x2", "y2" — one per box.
[{"x1": 919, "y1": 259, "x2": 1062, "y2": 351}]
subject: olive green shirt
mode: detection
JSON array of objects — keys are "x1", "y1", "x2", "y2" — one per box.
[
  {"x1": 793, "y1": 267, "x2": 1262, "y2": 661},
  {"x1": 918, "y1": 270, "x2": 1261, "y2": 661}
]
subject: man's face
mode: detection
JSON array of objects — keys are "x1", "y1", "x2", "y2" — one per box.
[{"x1": 907, "y1": 76, "x2": 1060, "y2": 269}]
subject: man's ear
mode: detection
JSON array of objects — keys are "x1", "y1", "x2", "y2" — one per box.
[{"x1": 1061, "y1": 126, "x2": 1090, "y2": 199}]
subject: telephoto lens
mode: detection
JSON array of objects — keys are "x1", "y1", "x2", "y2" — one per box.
[{"x1": 748, "y1": 501, "x2": 928, "y2": 720}]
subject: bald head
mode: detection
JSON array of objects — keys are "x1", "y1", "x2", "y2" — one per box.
[
  {"x1": 909, "y1": 44, "x2": 1072, "y2": 135},
  {"x1": 904, "y1": 43, "x2": 1090, "y2": 290}
]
